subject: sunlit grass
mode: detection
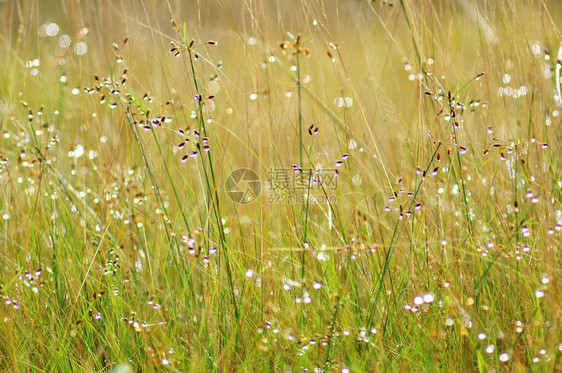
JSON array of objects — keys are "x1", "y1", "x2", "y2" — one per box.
[{"x1": 0, "y1": 0, "x2": 560, "y2": 371}]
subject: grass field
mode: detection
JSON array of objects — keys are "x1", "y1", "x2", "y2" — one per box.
[{"x1": 0, "y1": 0, "x2": 560, "y2": 371}]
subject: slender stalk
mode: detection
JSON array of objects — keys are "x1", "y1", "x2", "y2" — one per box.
[
  {"x1": 295, "y1": 36, "x2": 310, "y2": 283},
  {"x1": 183, "y1": 25, "x2": 239, "y2": 323},
  {"x1": 449, "y1": 93, "x2": 473, "y2": 235},
  {"x1": 367, "y1": 142, "x2": 442, "y2": 329}
]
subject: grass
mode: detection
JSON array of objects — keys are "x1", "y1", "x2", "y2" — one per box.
[{"x1": 0, "y1": 0, "x2": 560, "y2": 371}]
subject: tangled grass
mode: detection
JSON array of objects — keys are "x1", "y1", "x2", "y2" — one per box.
[{"x1": 0, "y1": 0, "x2": 560, "y2": 371}]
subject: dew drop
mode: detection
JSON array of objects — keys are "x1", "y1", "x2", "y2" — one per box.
[{"x1": 74, "y1": 42, "x2": 88, "y2": 56}]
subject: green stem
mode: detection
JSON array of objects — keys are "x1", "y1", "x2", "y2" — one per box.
[
  {"x1": 367, "y1": 142, "x2": 442, "y2": 329},
  {"x1": 184, "y1": 25, "x2": 239, "y2": 323}
]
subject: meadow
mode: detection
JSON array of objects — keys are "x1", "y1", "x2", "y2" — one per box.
[{"x1": 0, "y1": 0, "x2": 560, "y2": 371}]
